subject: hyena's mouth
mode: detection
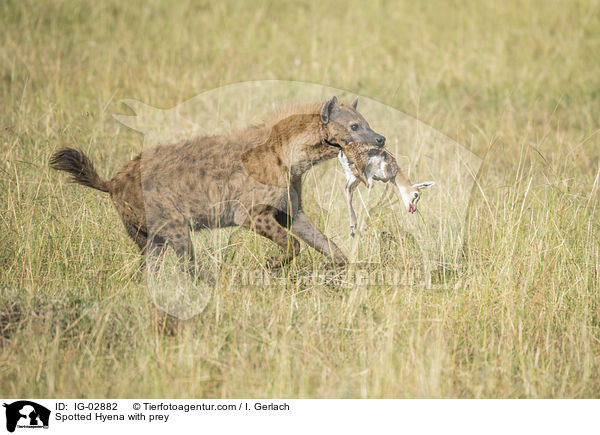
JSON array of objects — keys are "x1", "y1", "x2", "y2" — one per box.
[{"x1": 324, "y1": 139, "x2": 343, "y2": 150}]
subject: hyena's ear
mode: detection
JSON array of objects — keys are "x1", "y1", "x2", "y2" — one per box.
[
  {"x1": 320, "y1": 96, "x2": 338, "y2": 124},
  {"x1": 351, "y1": 97, "x2": 359, "y2": 110},
  {"x1": 413, "y1": 181, "x2": 435, "y2": 190}
]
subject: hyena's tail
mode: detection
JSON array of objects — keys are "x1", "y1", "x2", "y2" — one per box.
[{"x1": 50, "y1": 148, "x2": 110, "y2": 193}]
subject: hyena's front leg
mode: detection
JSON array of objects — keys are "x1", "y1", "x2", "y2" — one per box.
[
  {"x1": 291, "y1": 211, "x2": 348, "y2": 266},
  {"x1": 243, "y1": 208, "x2": 300, "y2": 269}
]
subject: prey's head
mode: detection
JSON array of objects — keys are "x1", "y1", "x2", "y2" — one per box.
[
  {"x1": 321, "y1": 96, "x2": 386, "y2": 152},
  {"x1": 398, "y1": 181, "x2": 435, "y2": 213}
]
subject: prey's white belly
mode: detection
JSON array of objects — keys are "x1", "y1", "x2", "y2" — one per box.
[
  {"x1": 338, "y1": 151, "x2": 391, "y2": 186},
  {"x1": 364, "y1": 155, "x2": 391, "y2": 183},
  {"x1": 338, "y1": 151, "x2": 357, "y2": 183}
]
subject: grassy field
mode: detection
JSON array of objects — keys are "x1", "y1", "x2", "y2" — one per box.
[{"x1": 1, "y1": 0, "x2": 599, "y2": 398}]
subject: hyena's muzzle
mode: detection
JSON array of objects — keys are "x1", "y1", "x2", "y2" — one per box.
[{"x1": 320, "y1": 96, "x2": 386, "y2": 148}]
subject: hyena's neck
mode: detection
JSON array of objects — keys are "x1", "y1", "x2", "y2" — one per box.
[
  {"x1": 241, "y1": 114, "x2": 329, "y2": 188},
  {"x1": 270, "y1": 114, "x2": 335, "y2": 177}
]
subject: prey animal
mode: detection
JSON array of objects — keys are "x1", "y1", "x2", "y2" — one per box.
[
  {"x1": 51, "y1": 97, "x2": 385, "y2": 276},
  {"x1": 337, "y1": 142, "x2": 434, "y2": 237}
]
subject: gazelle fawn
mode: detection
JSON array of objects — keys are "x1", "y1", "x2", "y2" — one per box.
[{"x1": 337, "y1": 142, "x2": 434, "y2": 237}]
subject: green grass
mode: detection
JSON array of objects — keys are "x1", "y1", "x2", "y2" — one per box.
[{"x1": 1, "y1": 0, "x2": 599, "y2": 398}]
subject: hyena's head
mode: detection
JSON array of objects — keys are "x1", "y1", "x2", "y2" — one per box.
[{"x1": 320, "y1": 96, "x2": 386, "y2": 149}]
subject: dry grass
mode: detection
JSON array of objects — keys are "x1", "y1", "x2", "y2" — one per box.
[{"x1": 0, "y1": 0, "x2": 599, "y2": 398}]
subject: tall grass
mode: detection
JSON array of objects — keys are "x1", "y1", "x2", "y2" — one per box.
[{"x1": 0, "y1": 0, "x2": 598, "y2": 397}]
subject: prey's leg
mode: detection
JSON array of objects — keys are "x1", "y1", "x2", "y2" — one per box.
[{"x1": 344, "y1": 179, "x2": 361, "y2": 237}]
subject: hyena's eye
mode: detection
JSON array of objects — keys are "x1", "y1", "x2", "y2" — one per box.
[{"x1": 350, "y1": 123, "x2": 360, "y2": 131}]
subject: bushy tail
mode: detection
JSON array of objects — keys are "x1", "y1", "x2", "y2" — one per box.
[{"x1": 49, "y1": 148, "x2": 109, "y2": 193}]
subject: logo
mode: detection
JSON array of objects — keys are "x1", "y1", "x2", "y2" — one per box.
[{"x1": 2, "y1": 401, "x2": 50, "y2": 433}]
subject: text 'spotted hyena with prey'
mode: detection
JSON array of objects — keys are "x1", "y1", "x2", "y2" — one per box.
[{"x1": 50, "y1": 96, "x2": 386, "y2": 279}]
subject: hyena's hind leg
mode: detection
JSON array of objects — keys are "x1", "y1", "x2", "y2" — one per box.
[
  {"x1": 243, "y1": 207, "x2": 300, "y2": 269},
  {"x1": 121, "y1": 219, "x2": 148, "y2": 251},
  {"x1": 144, "y1": 199, "x2": 214, "y2": 282},
  {"x1": 120, "y1": 218, "x2": 152, "y2": 275}
]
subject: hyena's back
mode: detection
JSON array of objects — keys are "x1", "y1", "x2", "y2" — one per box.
[
  {"x1": 51, "y1": 129, "x2": 273, "y2": 239},
  {"x1": 110, "y1": 133, "x2": 274, "y2": 233}
]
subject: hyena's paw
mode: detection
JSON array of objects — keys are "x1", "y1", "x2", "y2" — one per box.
[
  {"x1": 332, "y1": 253, "x2": 349, "y2": 268},
  {"x1": 350, "y1": 225, "x2": 356, "y2": 237},
  {"x1": 187, "y1": 263, "x2": 217, "y2": 286},
  {"x1": 198, "y1": 270, "x2": 217, "y2": 286}
]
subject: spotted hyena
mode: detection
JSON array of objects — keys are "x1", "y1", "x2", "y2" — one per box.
[{"x1": 50, "y1": 97, "x2": 385, "y2": 275}]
